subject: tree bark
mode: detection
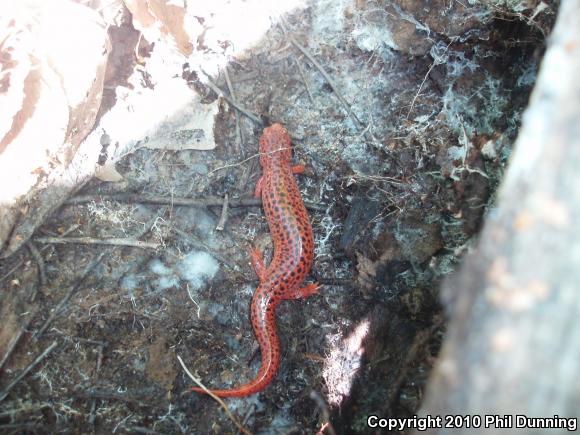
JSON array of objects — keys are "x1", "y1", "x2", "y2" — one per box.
[{"x1": 418, "y1": 0, "x2": 580, "y2": 433}]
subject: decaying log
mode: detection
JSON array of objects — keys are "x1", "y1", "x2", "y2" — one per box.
[{"x1": 418, "y1": 0, "x2": 580, "y2": 433}]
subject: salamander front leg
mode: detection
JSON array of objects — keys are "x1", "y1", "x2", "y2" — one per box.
[
  {"x1": 281, "y1": 282, "x2": 320, "y2": 300},
  {"x1": 291, "y1": 165, "x2": 305, "y2": 174}
]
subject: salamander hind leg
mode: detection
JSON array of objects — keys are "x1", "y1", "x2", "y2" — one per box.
[
  {"x1": 281, "y1": 282, "x2": 320, "y2": 300},
  {"x1": 249, "y1": 247, "x2": 267, "y2": 280},
  {"x1": 254, "y1": 175, "x2": 265, "y2": 198}
]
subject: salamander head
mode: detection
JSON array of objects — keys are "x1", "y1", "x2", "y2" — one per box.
[{"x1": 259, "y1": 123, "x2": 292, "y2": 168}]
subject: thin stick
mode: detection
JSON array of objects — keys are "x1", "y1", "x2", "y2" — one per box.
[
  {"x1": 384, "y1": 319, "x2": 444, "y2": 413},
  {"x1": 288, "y1": 37, "x2": 362, "y2": 127},
  {"x1": 26, "y1": 241, "x2": 47, "y2": 288},
  {"x1": 74, "y1": 388, "x2": 161, "y2": 407},
  {"x1": 202, "y1": 73, "x2": 262, "y2": 126},
  {"x1": 89, "y1": 344, "x2": 105, "y2": 425},
  {"x1": 0, "y1": 236, "x2": 61, "y2": 371},
  {"x1": 50, "y1": 331, "x2": 107, "y2": 347},
  {"x1": 0, "y1": 329, "x2": 24, "y2": 371},
  {"x1": 294, "y1": 55, "x2": 315, "y2": 104},
  {"x1": 34, "y1": 211, "x2": 166, "y2": 339},
  {"x1": 0, "y1": 224, "x2": 80, "y2": 285},
  {"x1": 344, "y1": 173, "x2": 407, "y2": 187},
  {"x1": 215, "y1": 194, "x2": 230, "y2": 231},
  {"x1": 407, "y1": 40, "x2": 454, "y2": 118},
  {"x1": 171, "y1": 227, "x2": 241, "y2": 274},
  {"x1": 125, "y1": 427, "x2": 162, "y2": 435},
  {"x1": 0, "y1": 423, "x2": 39, "y2": 431},
  {"x1": 224, "y1": 65, "x2": 245, "y2": 157},
  {"x1": 209, "y1": 145, "x2": 308, "y2": 174},
  {"x1": 0, "y1": 316, "x2": 32, "y2": 371},
  {"x1": 176, "y1": 355, "x2": 252, "y2": 435},
  {"x1": 209, "y1": 151, "x2": 263, "y2": 174},
  {"x1": 277, "y1": 21, "x2": 315, "y2": 105},
  {"x1": 34, "y1": 251, "x2": 110, "y2": 339},
  {"x1": 310, "y1": 390, "x2": 337, "y2": 435},
  {"x1": 279, "y1": 17, "x2": 380, "y2": 145},
  {"x1": 34, "y1": 237, "x2": 159, "y2": 250},
  {"x1": 66, "y1": 194, "x2": 327, "y2": 213},
  {"x1": 0, "y1": 340, "x2": 59, "y2": 402},
  {"x1": 240, "y1": 404, "x2": 256, "y2": 430},
  {"x1": 406, "y1": 61, "x2": 436, "y2": 119},
  {"x1": 67, "y1": 193, "x2": 259, "y2": 207},
  {"x1": 316, "y1": 277, "x2": 353, "y2": 286}
]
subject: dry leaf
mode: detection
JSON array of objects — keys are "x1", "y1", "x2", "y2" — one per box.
[
  {"x1": 141, "y1": 85, "x2": 220, "y2": 151},
  {"x1": 123, "y1": 0, "x2": 193, "y2": 56},
  {"x1": 95, "y1": 163, "x2": 125, "y2": 182},
  {"x1": 0, "y1": 0, "x2": 110, "y2": 257}
]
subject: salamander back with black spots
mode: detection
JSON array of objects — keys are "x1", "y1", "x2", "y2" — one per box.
[{"x1": 191, "y1": 123, "x2": 319, "y2": 397}]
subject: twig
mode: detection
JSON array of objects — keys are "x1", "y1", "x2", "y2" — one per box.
[
  {"x1": 126, "y1": 427, "x2": 163, "y2": 435},
  {"x1": 215, "y1": 194, "x2": 230, "y2": 231},
  {"x1": 171, "y1": 227, "x2": 242, "y2": 274},
  {"x1": 0, "y1": 329, "x2": 24, "y2": 371},
  {"x1": 224, "y1": 65, "x2": 245, "y2": 157},
  {"x1": 74, "y1": 388, "x2": 161, "y2": 407},
  {"x1": 0, "y1": 315, "x2": 32, "y2": 371},
  {"x1": 0, "y1": 243, "x2": 49, "y2": 371},
  {"x1": 294, "y1": 55, "x2": 315, "y2": 104},
  {"x1": 406, "y1": 61, "x2": 437, "y2": 119},
  {"x1": 202, "y1": 73, "x2": 262, "y2": 126},
  {"x1": 34, "y1": 237, "x2": 159, "y2": 250},
  {"x1": 280, "y1": 16, "x2": 382, "y2": 145},
  {"x1": 89, "y1": 344, "x2": 105, "y2": 425},
  {"x1": 240, "y1": 404, "x2": 256, "y2": 431},
  {"x1": 176, "y1": 355, "x2": 252, "y2": 435},
  {"x1": 0, "y1": 224, "x2": 80, "y2": 285},
  {"x1": 0, "y1": 340, "x2": 59, "y2": 402},
  {"x1": 67, "y1": 193, "x2": 258, "y2": 207},
  {"x1": 407, "y1": 40, "x2": 454, "y2": 118},
  {"x1": 289, "y1": 37, "x2": 353, "y2": 113},
  {"x1": 185, "y1": 284, "x2": 201, "y2": 318},
  {"x1": 385, "y1": 318, "x2": 444, "y2": 412},
  {"x1": 316, "y1": 277, "x2": 353, "y2": 287},
  {"x1": 113, "y1": 414, "x2": 133, "y2": 433},
  {"x1": 278, "y1": 17, "x2": 315, "y2": 105},
  {"x1": 310, "y1": 390, "x2": 337, "y2": 435},
  {"x1": 26, "y1": 241, "x2": 47, "y2": 288},
  {"x1": 50, "y1": 330, "x2": 107, "y2": 347},
  {"x1": 0, "y1": 423, "x2": 40, "y2": 431},
  {"x1": 134, "y1": 32, "x2": 145, "y2": 63},
  {"x1": 344, "y1": 173, "x2": 407, "y2": 187},
  {"x1": 209, "y1": 151, "x2": 263, "y2": 174},
  {"x1": 287, "y1": 35, "x2": 377, "y2": 145},
  {"x1": 210, "y1": 144, "x2": 308, "y2": 175},
  {"x1": 30, "y1": 211, "x2": 163, "y2": 338},
  {"x1": 34, "y1": 250, "x2": 110, "y2": 339},
  {"x1": 66, "y1": 194, "x2": 327, "y2": 213}
]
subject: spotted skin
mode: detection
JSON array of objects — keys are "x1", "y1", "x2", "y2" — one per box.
[{"x1": 191, "y1": 123, "x2": 319, "y2": 397}]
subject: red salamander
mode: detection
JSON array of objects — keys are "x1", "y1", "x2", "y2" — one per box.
[{"x1": 191, "y1": 123, "x2": 319, "y2": 397}]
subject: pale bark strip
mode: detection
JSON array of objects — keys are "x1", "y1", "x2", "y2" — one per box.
[{"x1": 418, "y1": 1, "x2": 580, "y2": 432}]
